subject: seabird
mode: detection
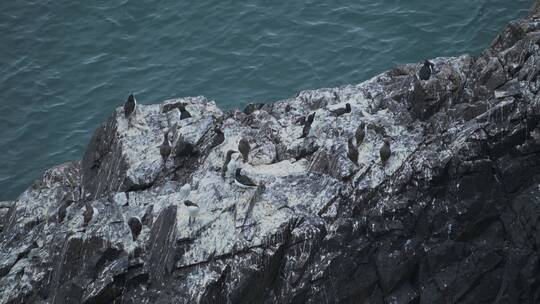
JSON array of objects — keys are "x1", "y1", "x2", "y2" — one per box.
[
  {"x1": 238, "y1": 138, "x2": 250, "y2": 162},
  {"x1": 159, "y1": 132, "x2": 172, "y2": 163},
  {"x1": 179, "y1": 183, "x2": 191, "y2": 198},
  {"x1": 221, "y1": 150, "x2": 238, "y2": 178},
  {"x1": 355, "y1": 123, "x2": 366, "y2": 147},
  {"x1": 83, "y1": 202, "x2": 96, "y2": 226},
  {"x1": 184, "y1": 200, "x2": 200, "y2": 225},
  {"x1": 330, "y1": 103, "x2": 351, "y2": 117},
  {"x1": 419, "y1": 60, "x2": 435, "y2": 81},
  {"x1": 127, "y1": 217, "x2": 142, "y2": 240},
  {"x1": 124, "y1": 94, "x2": 136, "y2": 122},
  {"x1": 210, "y1": 128, "x2": 225, "y2": 150},
  {"x1": 333, "y1": 92, "x2": 340, "y2": 101},
  {"x1": 299, "y1": 112, "x2": 315, "y2": 138},
  {"x1": 234, "y1": 168, "x2": 258, "y2": 188},
  {"x1": 380, "y1": 138, "x2": 391, "y2": 165},
  {"x1": 347, "y1": 137, "x2": 359, "y2": 165},
  {"x1": 179, "y1": 104, "x2": 192, "y2": 120}
]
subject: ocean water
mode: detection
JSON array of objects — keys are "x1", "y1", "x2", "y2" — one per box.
[{"x1": 0, "y1": 0, "x2": 531, "y2": 200}]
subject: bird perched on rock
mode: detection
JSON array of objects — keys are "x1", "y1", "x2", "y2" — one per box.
[
  {"x1": 184, "y1": 200, "x2": 200, "y2": 225},
  {"x1": 124, "y1": 94, "x2": 136, "y2": 119},
  {"x1": 419, "y1": 60, "x2": 435, "y2": 81},
  {"x1": 83, "y1": 202, "x2": 96, "y2": 226},
  {"x1": 238, "y1": 138, "x2": 250, "y2": 162},
  {"x1": 347, "y1": 137, "x2": 358, "y2": 165},
  {"x1": 210, "y1": 128, "x2": 225, "y2": 150},
  {"x1": 355, "y1": 123, "x2": 365, "y2": 147},
  {"x1": 127, "y1": 217, "x2": 142, "y2": 241},
  {"x1": 179, "y1": 104, "x2": 192, "y2": 120},
  {"x1": 222, "y1": 150, "x2": 238, "y2": 178},
  {"x1": 300, "y1": 112, "x2": 315, "y2": 138},
  {"x1": 330, "y1": 103, "x2": 351, "y2": 117},
  {"x1": 380, "y1": 138, "x2": 391, "y2": 165},
  {"x1": 159, "y1": 131, "x2": 172, "y2": 163},
  {"x1": 234, "y1": 168, "x2": 258, "y2": 188}
]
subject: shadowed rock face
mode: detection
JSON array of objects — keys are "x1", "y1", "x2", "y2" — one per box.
[{"x1": 3, "y1": 3, "x2": 540, "y2": 304}]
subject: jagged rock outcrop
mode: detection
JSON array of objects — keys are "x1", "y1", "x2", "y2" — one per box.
[{"x1": 3, "y1": 2, "x2": 540, "y2": 303}]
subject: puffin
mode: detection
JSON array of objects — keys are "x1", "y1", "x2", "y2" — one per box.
[
  {"x1": 124, "y1": 94, "x2": 136, "y2": 119},
  {"x1": 221, "y1": 150, "x2": 238, "y2": 178}
]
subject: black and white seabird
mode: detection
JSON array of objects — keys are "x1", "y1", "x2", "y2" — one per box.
[
  {"x1": 355, "y1": 123, "x2": 365, "y2": 147},
  {"x1": 210, "y1": 128, "x2": 225, "y2": 150},
  {"x1": 330, "y1": 103, "x2": 351, "y2": 117},
  {"x1": 380, "y1": 138, "x2": 391, "y2": 165},
  {"x1": 347, "y1": 137, "x2": 358, "y2": 165},
  {"x1": 127, "y1": 217, "x2": 143, "y2": 241},
  {"x1": 238, "y1": 138, "x2": 250, "y2": 162},
  {"x1": 234, "y1": 168, "x2": 258, "y2": 188},
  {"x1": 124, "y1": 94, "x2": 136, "y2": 121},
  {"x1": 179, "y1": 104, "x2": 192, "y2": 120},
  {"x1": 184, "y1": 200, "x2": 200, "y2": 225},
  {"x1": 299, "y1": 112, "x2": 315, "y2": 138},
  {"x1": 159, "y1": 132, "x2": 172, "y2": 163},
  {"x1": 222, "y1": 150, "x2": 238, "y2": 178},
  {"x1": 419, "y1": 60, "x2": 435, "y2": 81}
]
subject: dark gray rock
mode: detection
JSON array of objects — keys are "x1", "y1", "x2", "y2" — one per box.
[{"x1": 3, "y1": 2, "x2": 540, "y2": 303}]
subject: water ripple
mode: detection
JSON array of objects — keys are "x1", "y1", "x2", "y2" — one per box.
[{"x1": 0, "y1": 0, "x2": 532, "y2": 200}]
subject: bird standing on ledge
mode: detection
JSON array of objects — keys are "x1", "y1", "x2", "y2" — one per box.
[
  {"x1": 159, "y1": 131, "x2": 172, "y2": 164},
  {"x1": 234, "y1": 168, "x2": 258, "y2": 188},
  {"x1": 124, "y1": 94, "x2": 136, "y2": 126},
  {"x1": 419, "y1": 60, "x2": 435, "y2": 81},
  {"x1": 299, "y1": 112, "x2": 315, "y2": 139},
  {"x1": 380, "y1": 138, "x2": 391, "y2": 165},
  {"x1": 330, "y1": 103, "x2": 351, "y2": 117},
  {"x1": 184, "y1": 200, "x2": 200, "y2": 225},
  {"x1": 355, "y1": 123, "x2": 365, "y2": 147},
  {"x1": 238, "y1": 138, "x2": 250, "y2": 162}
]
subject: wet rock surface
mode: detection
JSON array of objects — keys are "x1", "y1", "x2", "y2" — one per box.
[{"x1": 4, "y1": 3, "x2": 540, "y2": 303}]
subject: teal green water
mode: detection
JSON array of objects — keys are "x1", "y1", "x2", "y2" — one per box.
[{"x1": 0, "y1": 1, "x2": 531, "y2": 200}]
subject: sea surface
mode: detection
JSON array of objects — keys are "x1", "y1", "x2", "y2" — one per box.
[{"x1": 0, "y1": 0, "x2": 532, "y2": 200}]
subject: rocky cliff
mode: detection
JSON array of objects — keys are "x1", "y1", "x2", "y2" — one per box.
[{"x1": 3, "y1": 3, "x2": 540, "y2": 304}]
